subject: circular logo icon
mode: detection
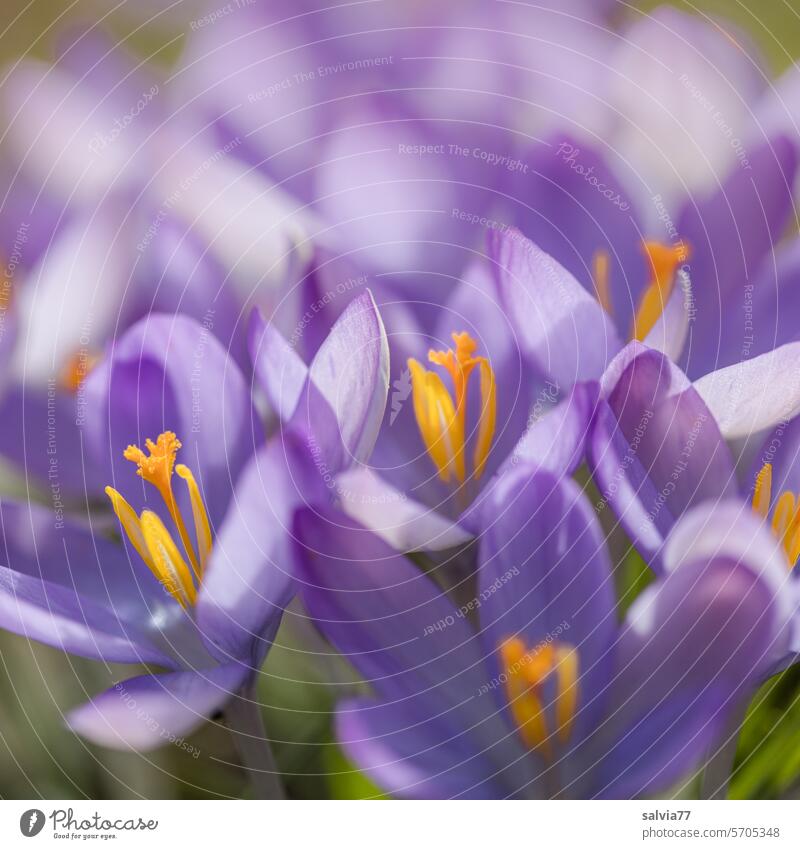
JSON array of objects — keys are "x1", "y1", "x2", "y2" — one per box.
[{"x1": 19, "y1": 810, "x2": 46, "y2": 837}]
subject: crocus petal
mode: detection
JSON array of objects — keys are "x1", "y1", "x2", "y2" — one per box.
[
  {"x1": 0, "y1": 500, "x2": 180, "y2": 620},
  {"x1": 0, "y1": 385, "x2": 107, "y2": 495},
  {"x1": 736, "y1": 238, "x2": 800, "y2": 361},
  {"x1": 477, "y1": 466, "x2": 617, "y2": 745},
  {"x1": 313, "y1": 110, "x2": 484, "y2": 277},
  {"x1": 588, "y1": 344, "x2": 736, "y2": 566},
  {"x1": 0, "y1": 296, "x2": 16, "y2": 399},
  {"x1": 595, "y1": 503, "x2": 791, "y2": 798},
  {"x1": 294, "y1": 508, "x2": 488, "y2": 711},
  {"x1": 512, "y1": 135, "x2": 646, "y2": 336},
  {"x1": 679, "y1": 136, "x2": 797, "y2": 379},
  {"x1": 662, "y1": 500, "x2": 793, "y2": 607},
  {"x1": 694, "y1": 343, "x2": 800, "y2": 441},
  {"x1": 0, "y1": 562, "x2": 176, "y2": 666},
  {"x1": 248, "y1": 308, "x2": 308, "y2": 422},
  {"x1": 197, "y1": 436, "x2": 325, "y2": 664},
  {"x1": 334, "y1": 465, "x2": 473, "y2": 552},
  {"x1": 293, "y1": 507, "x2": 534, "y2": 794},
  {"x1": 84, "y1": 313, "x2": 262, "y2": 527},
  {"x1": 133, "y1": 215, "x2": 246, "y2": 368},
  {"x1": 295, "y1": 290, "x2": 390, "y2": 470},
  {"x1": 66, "y1": 664, "x2": 249, "y2": 751},
  {"x1": 461, "y1": 381, "x2": 599, "y2": 536},
  {"x1": 0, "y1": 518, "x2": 174, "y2": 670},
  {"x1": 336, "y1": 697, "x2": 507, "y2": 800},
  {"x1": 499, "y1": 381, "x2": 599, "y2": 479},
  {"x1": 490, "y1": 228, "x2": 622, "y2": 387}
]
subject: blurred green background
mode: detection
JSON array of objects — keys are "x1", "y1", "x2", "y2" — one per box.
[{"x1": 1, "y1": 0, "x2": 799, "y2": 799}]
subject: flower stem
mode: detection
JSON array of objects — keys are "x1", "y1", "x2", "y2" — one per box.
[{"x1": 226, "y1": 688, "x2": 286, "y2": 800}]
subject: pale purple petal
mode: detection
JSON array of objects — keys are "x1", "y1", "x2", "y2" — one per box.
[
  {"x1": 596, "y1": 504, "x2": 792, "y2": 797},
  {"x1": 300, "y1": 290, "x2": 389, "y2": 468},
  {"x1": 248, "y1": 308, "x2": 308, "y2": 422},
  {"x1": 197, "y1": 435, "x2": 325, "y2": 663},
  {"x1": 10, "y1": 197, "x2": 139, "y2": 389},
  {"x1": 607, "y1": 8, "x2": 766, "y2": 211},
  {"x1": 680, "y1": 136, "x2": 797, "y2": 378},
  {"x1": 67, "y1": 664, "x2": 249, "y2": 750},
  {"x1": 334, "y1": 465, "x2": 472, "y2": 553},
  {"x1": 0, "y1": 58, "x2": 152, "y2": 204},
  {"x1": 694, "y1": 343, "x2": 800, "y2": 441},
  {"x1": 511, "y1": 135, "x2": 646, "y2": 337},
  {"x1": 293, "y1": 507, "x2": 530, "y2": 787},
  {"x1": 491, "y1": 228, "x2": 622, "y2": 387},
  {"x1": 499, "y1": 381, "x2": 599, "y2": 479}
]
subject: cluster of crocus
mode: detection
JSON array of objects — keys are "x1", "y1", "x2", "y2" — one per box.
[{"x1": 1, "y1": 1, "x2": 800, "y2": 801}]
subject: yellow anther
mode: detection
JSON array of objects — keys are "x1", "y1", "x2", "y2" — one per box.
[
  {"x1": 772, "y1": 491, "x2": 796, "y2": 538},
  {"x1": 107, "y1": 432, "x2": 215, "y2": 609},
  {"x1": 630, "y1": 240, "x2": 690, "y2": 342},
  {"x1": 139, "y1": 511, "x2": 197, "y2": 610},
  {"x1": 753, "y1": 463, "x2": 773, "y2": 518},
  {"x1": 499, "y1": 637, "x2": 579, "y2": 759},
  {"x1": 474, "y1": 359, "x2": 496, "y2": 480},
  {"x1": 104, "y1": 487, "x2": 156, "y2": 575},
  {"x1": 409, "y1": 360, "x2": 464, "y2": 484},
  {"x1": 752, "y1": 461, "x2": 800, "y2": 568},
  {"x1": 409, "y1": 331, "x2": 496, "y2": 486},
  {"x1": 592, "y1": 249, "x2": 613, "y2": 316},
  {"x1": 176, "y1": 464, "x2": 213, "y2": 574}
]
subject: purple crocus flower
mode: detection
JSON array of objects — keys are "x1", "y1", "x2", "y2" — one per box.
[
  {"x1": 587, "y1": 341, "x2": 800, "y2": 567},
  {"x1": 586, "y1": 338, "x2": 800, "y2": 668},
  {"x1": 256, "y1": 216, "x2": 696, "y2": 555},
  {"x1": 0, "y1": 298, "x2": 389, "y2": 749},
  {"x1": 487, "y1": 226, "x2": 800, "y2": 579},
  {"x1": 249, "y1": 253, "x2": 582, "y2": 552},
  {"x1": 293, "y1": 460, "x2": 793, "y2": 798},
  {"x1": 0, "y1": 318, "x2": 288, "y2": 748},
  {"x1": 464, "y1": 224, "x2": 800, "y2": 722}
]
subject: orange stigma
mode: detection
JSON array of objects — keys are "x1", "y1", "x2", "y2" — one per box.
[
  {"x1": 591, "y1": 240, "x2": 690, "y2": 340},
  {"x1": 630, "y1": 240, "x2": 690, "y2": 341}
]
